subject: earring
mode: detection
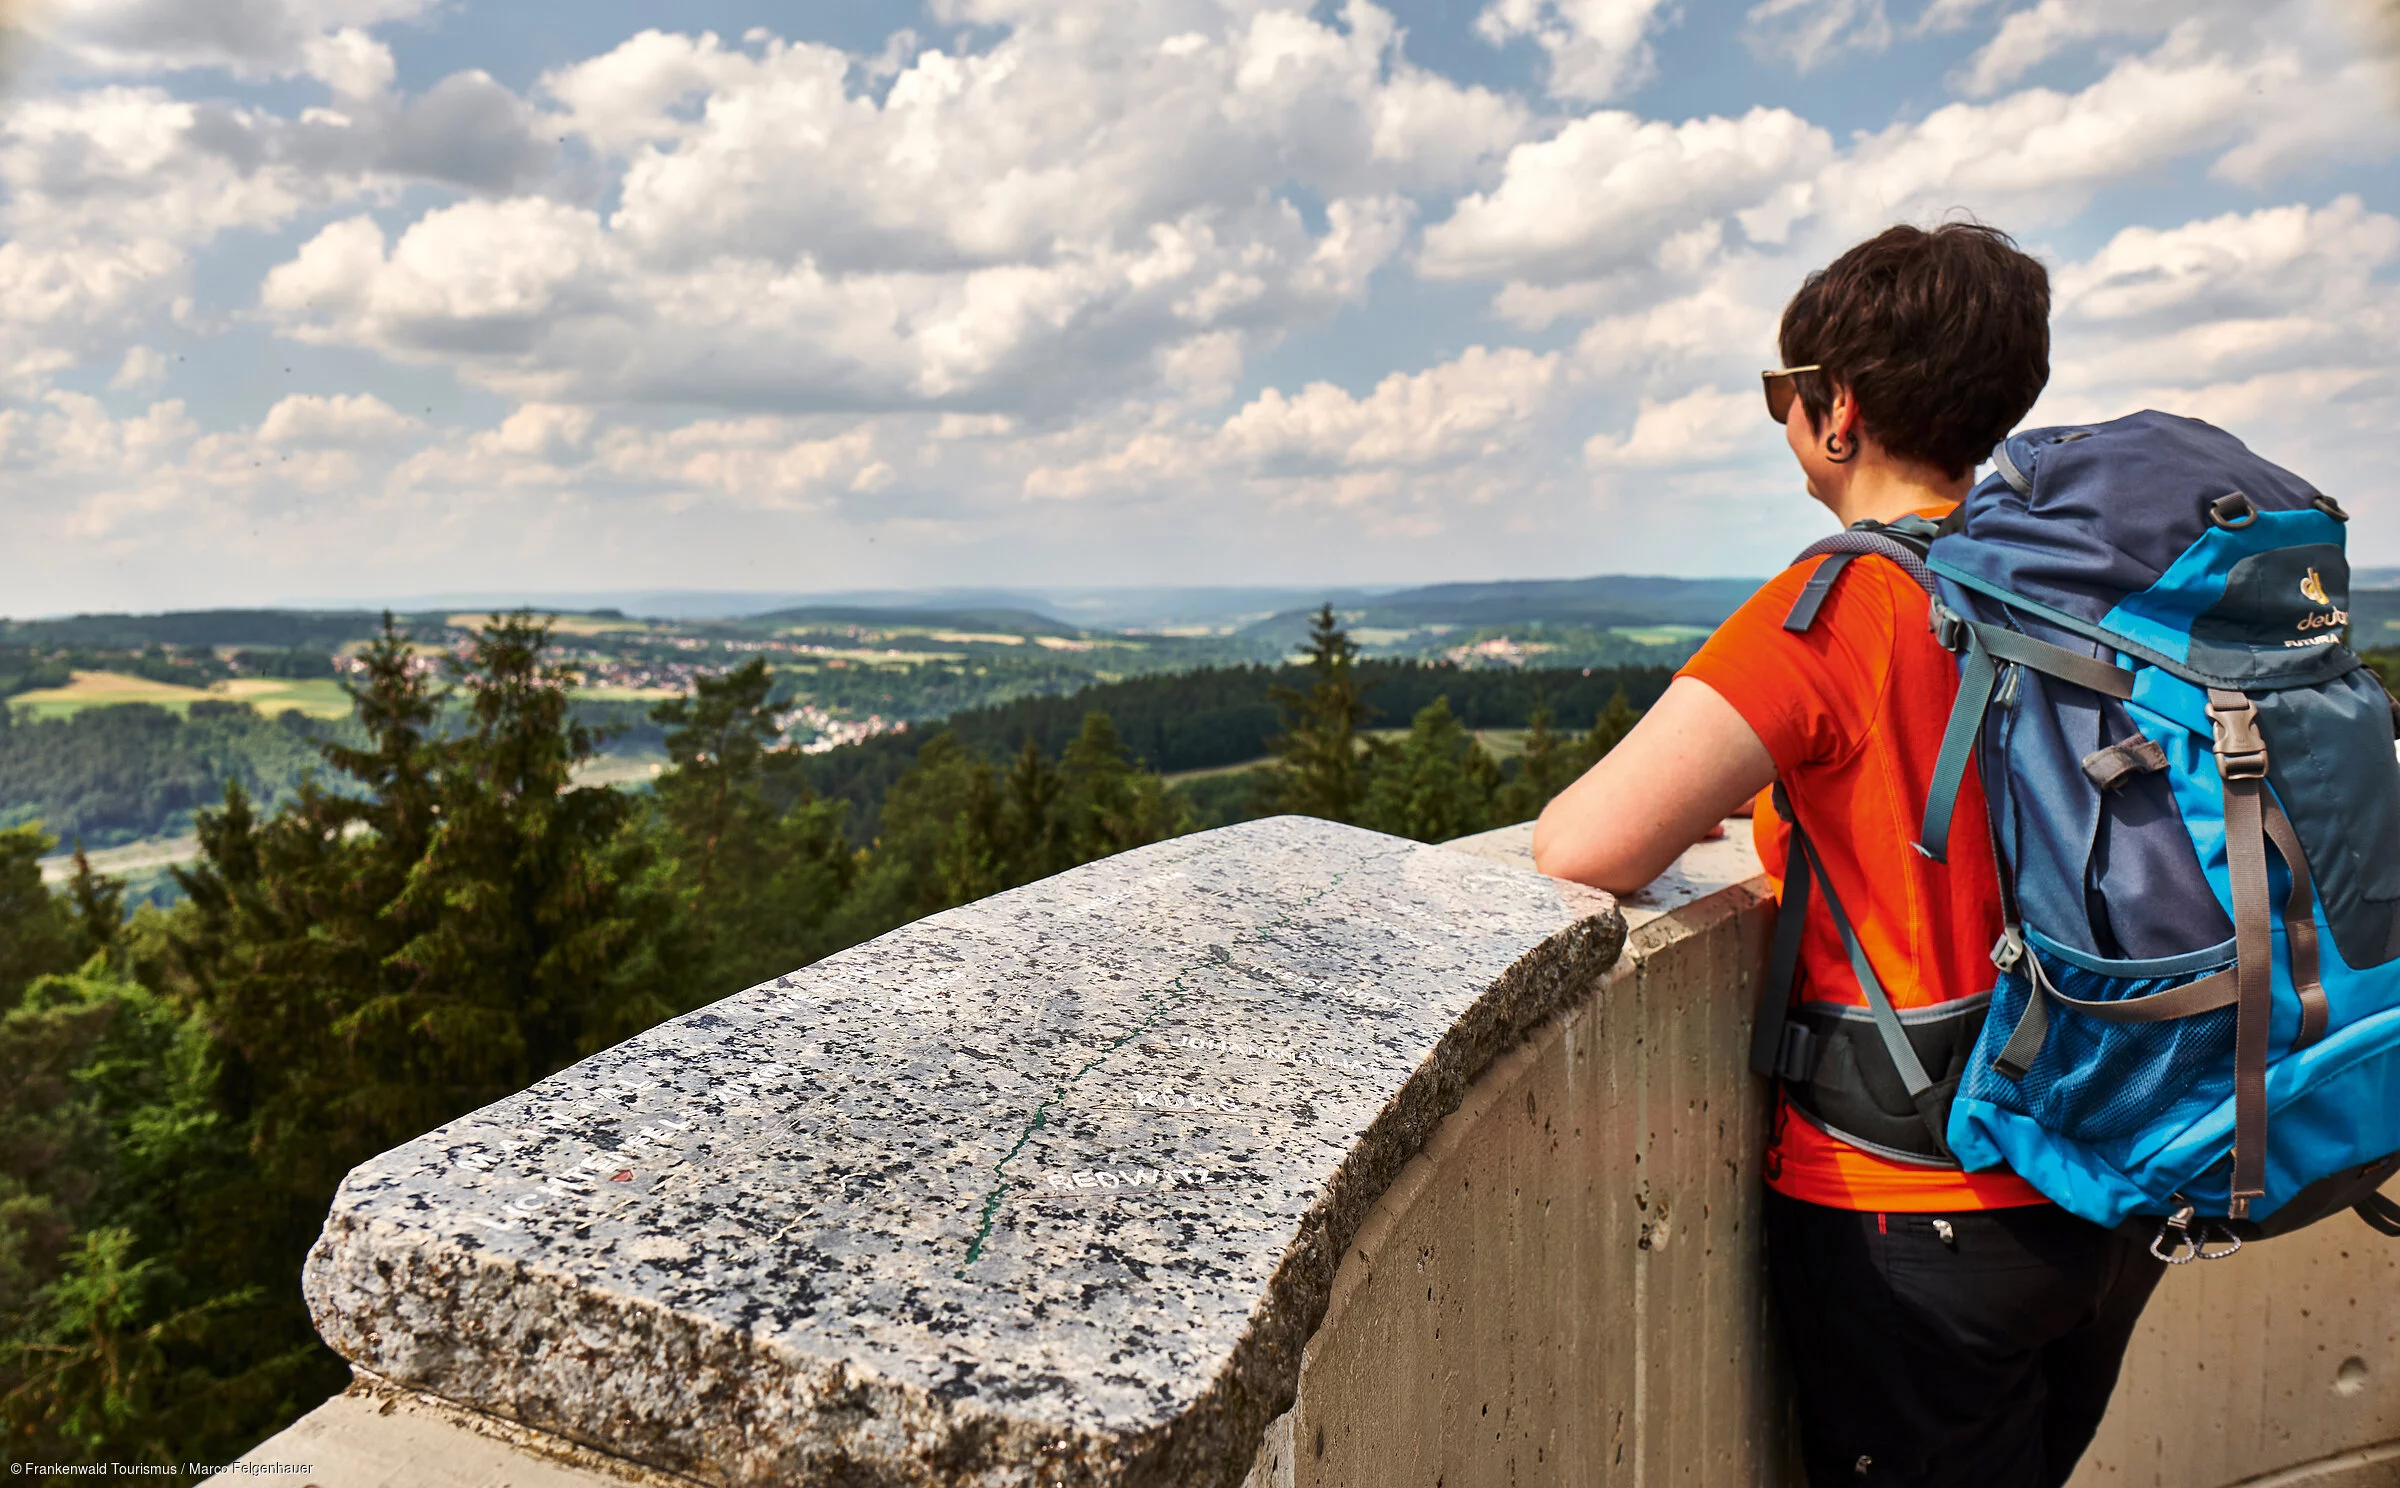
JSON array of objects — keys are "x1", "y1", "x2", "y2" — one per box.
[{"x1": 1824, "y1": 432, "x2": 1854, "y2": 465}]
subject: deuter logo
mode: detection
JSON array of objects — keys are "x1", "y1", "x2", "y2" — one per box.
[{"x1": 2294, "y1": 566, "x2": 2346, "y2": 636}]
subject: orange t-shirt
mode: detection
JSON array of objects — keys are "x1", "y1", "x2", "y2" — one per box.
[{"x1": 1678, "y1": 528, "x2": 2047, "y2": 1212}]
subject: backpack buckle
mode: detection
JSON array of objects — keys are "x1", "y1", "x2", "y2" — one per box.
[
  {"x1": 1928, "y1": 601, "x2": 1969, "y2": 653},
  {"x1": 1990, "y1": 927, "x2": 2026, "y2": 974},
  {"x1": 2149, "y1": 1196, "x2": 2246, "y2": 1265},
  {"x1": 2150, "y1": 1205, "x2": 2198, "y2": 1263},
  {"x1": 2205, "y1": 692, "x2": 2269, "y2": 780}
]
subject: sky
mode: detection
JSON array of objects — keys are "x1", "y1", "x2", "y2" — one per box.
[{"x1": 4, "y1": 0, "x2": 2400, "y2": 616}]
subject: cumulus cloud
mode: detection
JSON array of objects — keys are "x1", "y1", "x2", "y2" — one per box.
[
  {"x1": 2047, "y1": 198, "x2": 2400, "y2": 400},
  {"x1": 553, "y1": 10, "x2": 1520, "y2": 272},
  {"x1": 108, "y1": 345, "x2": 168, "y2": 390},
  {"x1": 1021, "y1": 343, "x2": 1565, "y2": 506},
  {"x1": 334, "y1": 70, "x2": 560, "y2": 193},
  {"x1": 261, "y1": 195, "x2": 1414, "y2": 414},
  {"x1": 1583, "y1": 385, "x2": 1757, "y2": 466},
  {"x1": 1423, "y1": 108, "x2": 1829, "y2": 287},
  {"x1": 28, "y1": 0, "x2": 436, "y2": 80},
  {"x1": 1419, "y1": 10, "x2": 2385, "y2": 339},
  {"x1": 257, "y1": 391, "x2": 421, "y2": 447},
  {"x1": 1474, "y1": 0, "x2": 1676, "y2": 101},
  {"x1": 0, "y1": 55, "x2": 559, "y2": 394},
  {"x1": 1820, "y1": 53, "x2": 2264, "y2": 233},
  {"x1": 0, "y1": 87, "x2": 304, "y2": 388},
  {"x1": 1219, "y1": 346, "x2": 1564, "y2": 472},
  {"x1": 261, "y1": 6, "x2": 1497, "y2": 416}
]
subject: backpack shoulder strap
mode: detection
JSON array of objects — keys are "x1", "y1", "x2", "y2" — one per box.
[
  {"x1": 1782, "y1": 524, "x2": 1941, "y2": 634},
  {"x1": 1747, "y1": 783, "x2": 1958, "y2": 1165},
  {"x1": 1749, "y1": 782, "x2": 1813, "y2": 1078}
]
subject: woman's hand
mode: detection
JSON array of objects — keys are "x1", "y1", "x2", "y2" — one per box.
[{"x1": 1530, "y1": 677, "x2": 1775, "y2": 894}]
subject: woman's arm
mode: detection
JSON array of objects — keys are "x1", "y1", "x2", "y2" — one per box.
[{"x1": 1530, "y1": 676, "x2": 1777, "y2": 894}]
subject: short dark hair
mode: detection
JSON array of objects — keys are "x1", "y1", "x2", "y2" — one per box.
[{"x1": 1778, "y1": 222, "x2": 2050, "y2": 480}]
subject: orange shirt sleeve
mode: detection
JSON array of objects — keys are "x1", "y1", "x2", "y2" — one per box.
[{"x1": 1675, "y1": 558, "x2": 1898, "y2": 779}]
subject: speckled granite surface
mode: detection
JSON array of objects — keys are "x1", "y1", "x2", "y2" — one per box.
[{"x1": 304, "y1": 817, "x2": 1623, "y2": 1488}]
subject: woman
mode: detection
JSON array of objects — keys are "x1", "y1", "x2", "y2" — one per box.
[{"x1": 1532, "y1": 223, "x2": 2163, "y2": 1487}]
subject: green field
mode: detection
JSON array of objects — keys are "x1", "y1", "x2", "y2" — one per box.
[
  {"x1": 572, "y1": 684, "x2": 684, "y2": 703},
  {"x1": 8, "y1": 671, "x2": 354, "y2": 720},
  {"x1": 1608, "y1": 624, "x2": 1715, "y2": 646},
  {"x1": 571, "y1": 752, "x2": 667, "y2": 788}
]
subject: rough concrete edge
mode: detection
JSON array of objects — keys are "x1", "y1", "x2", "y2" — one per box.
[
  {"x1": 2225, "y1": 1439, "x2": 2400, "y2": 1488},
  {"x1": 353, "y1": 1370, "x2": 715, "y2": 1486},
  {"x1": 301, "y1": 847, "x2": 1629, "y2": 1488},
  {"x1": 1238, "y1": 1409, "x2": 1297, "y2": 1488}
]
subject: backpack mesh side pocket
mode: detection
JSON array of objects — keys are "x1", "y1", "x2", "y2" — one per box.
[{"x1": 1964, "y1": 953, "x2": 2235, "y2": 1144}]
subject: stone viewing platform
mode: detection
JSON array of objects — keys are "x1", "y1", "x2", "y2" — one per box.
[{"x1": 220, "y1": 816, "x2": 2400, "y2": 1487}]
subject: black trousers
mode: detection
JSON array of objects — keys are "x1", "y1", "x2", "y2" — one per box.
[{"x1": 1765, "y1": 1190, "x2": 2166, "y2": 1488}]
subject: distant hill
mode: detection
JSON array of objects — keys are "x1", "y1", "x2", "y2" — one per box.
[
  {"x1": 1356, "y1": 574, "x2": 1761, "y2": 628},
  {"x1": 279, "y1": 585, "x2": 1396, "y2": 629},
  {"x1": 1234, "y1": 574, "x2": 1762, "y2": 646},
  {"x1": 741, "y1": 605, "x2": 1084, "y2": 638},
  {"x1": 1, "y1": 609, "x2": 399, "y2": 650}
]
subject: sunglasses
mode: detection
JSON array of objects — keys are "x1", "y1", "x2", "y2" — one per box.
[{"x1": 1761, "y1": 365, "x2": 1822, "y2": 426}]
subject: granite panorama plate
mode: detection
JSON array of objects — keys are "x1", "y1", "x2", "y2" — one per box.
[{"x1": 303, "y1": 816, "x2": 1624, "y2": 1488}]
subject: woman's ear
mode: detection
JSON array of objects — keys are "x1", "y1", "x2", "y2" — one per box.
[{"x1": 1825, "y1": 383, "x2": 1860, "y2": 441}]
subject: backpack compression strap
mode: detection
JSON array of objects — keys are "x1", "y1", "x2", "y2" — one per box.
[{"x1": 1916, "y1": 612, "x2": 2137, "y2": 861}]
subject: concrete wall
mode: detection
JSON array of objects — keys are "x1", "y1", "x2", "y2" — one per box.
[
  {"x1": 2076, "y1": 1223, "x2": 2400, "y2": 1487},
  {"x1": 1255, "y1": 823, "x2": 2400, "y2": 1488},
  {"x1": 1273, "y1": 833, "x2": 1788, "y2": 1487}
]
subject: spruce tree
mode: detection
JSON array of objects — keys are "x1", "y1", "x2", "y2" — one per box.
[
  {"x1": 382, "y1": 612, "x2": 683, "y2": 1096},
  {"x1": 1357, "y1": 697, "x2": 1500, "y2": 844},
  {"x1": 0, "y1": 825, "x2": 76, "y2": 1011},
  {"x1": 651, "y1": 658, "x2": 853, "y2": 994},
  {"x1": 1494, "y1": 687, "x2": 1644, "y2": 824},
  {"x1": 1259, "y1": 605, "x2": 1373, "y2": 823},
  {"x1": 315, "y1": 612, "x2": 445, "y2": 886},
  {"x1": 1056, "y1": 713, "x2": 1184, "y2": 862},
  {"x1": 839, "y1": 732, "x2": 1007, "y2": 936},
  {"x1": 61, "y1": 847, "x2": 126, "y2": 968},
  {"x1": 1581, "y1": 685, "x2": 1642, "y2": 766},
  {"x1": 1498, "y1": 704, "x2": 1568, "y2": 824},
  {"x1": 1001, "y1": 737, "x2": 1067, "y2": 882}
]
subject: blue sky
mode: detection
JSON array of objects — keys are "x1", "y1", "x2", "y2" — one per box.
[{"x1": 4, "y1": 0, "x2": 2398, "y2": 614}]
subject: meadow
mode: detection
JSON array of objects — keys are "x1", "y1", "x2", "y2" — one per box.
[{"x1": 8, "y1": 670, "x2": 355, "y2": 720}]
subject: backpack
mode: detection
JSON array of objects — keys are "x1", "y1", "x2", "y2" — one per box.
[{"x1": 1748, "y1": 410, "x2": 2400, "y2": 1260}]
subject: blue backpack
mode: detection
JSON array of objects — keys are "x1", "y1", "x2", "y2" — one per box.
[{"x1": 1750, "y1": 410, "x2": 2400, "y2": 1259}]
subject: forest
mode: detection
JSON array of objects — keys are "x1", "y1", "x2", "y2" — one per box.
[
  {"x1": 0, "y1": 607, "x2": 1635, "y2": 1476},
  {"x1": 1, "y1": 649, "x2": 1669, "y2": 849}
]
